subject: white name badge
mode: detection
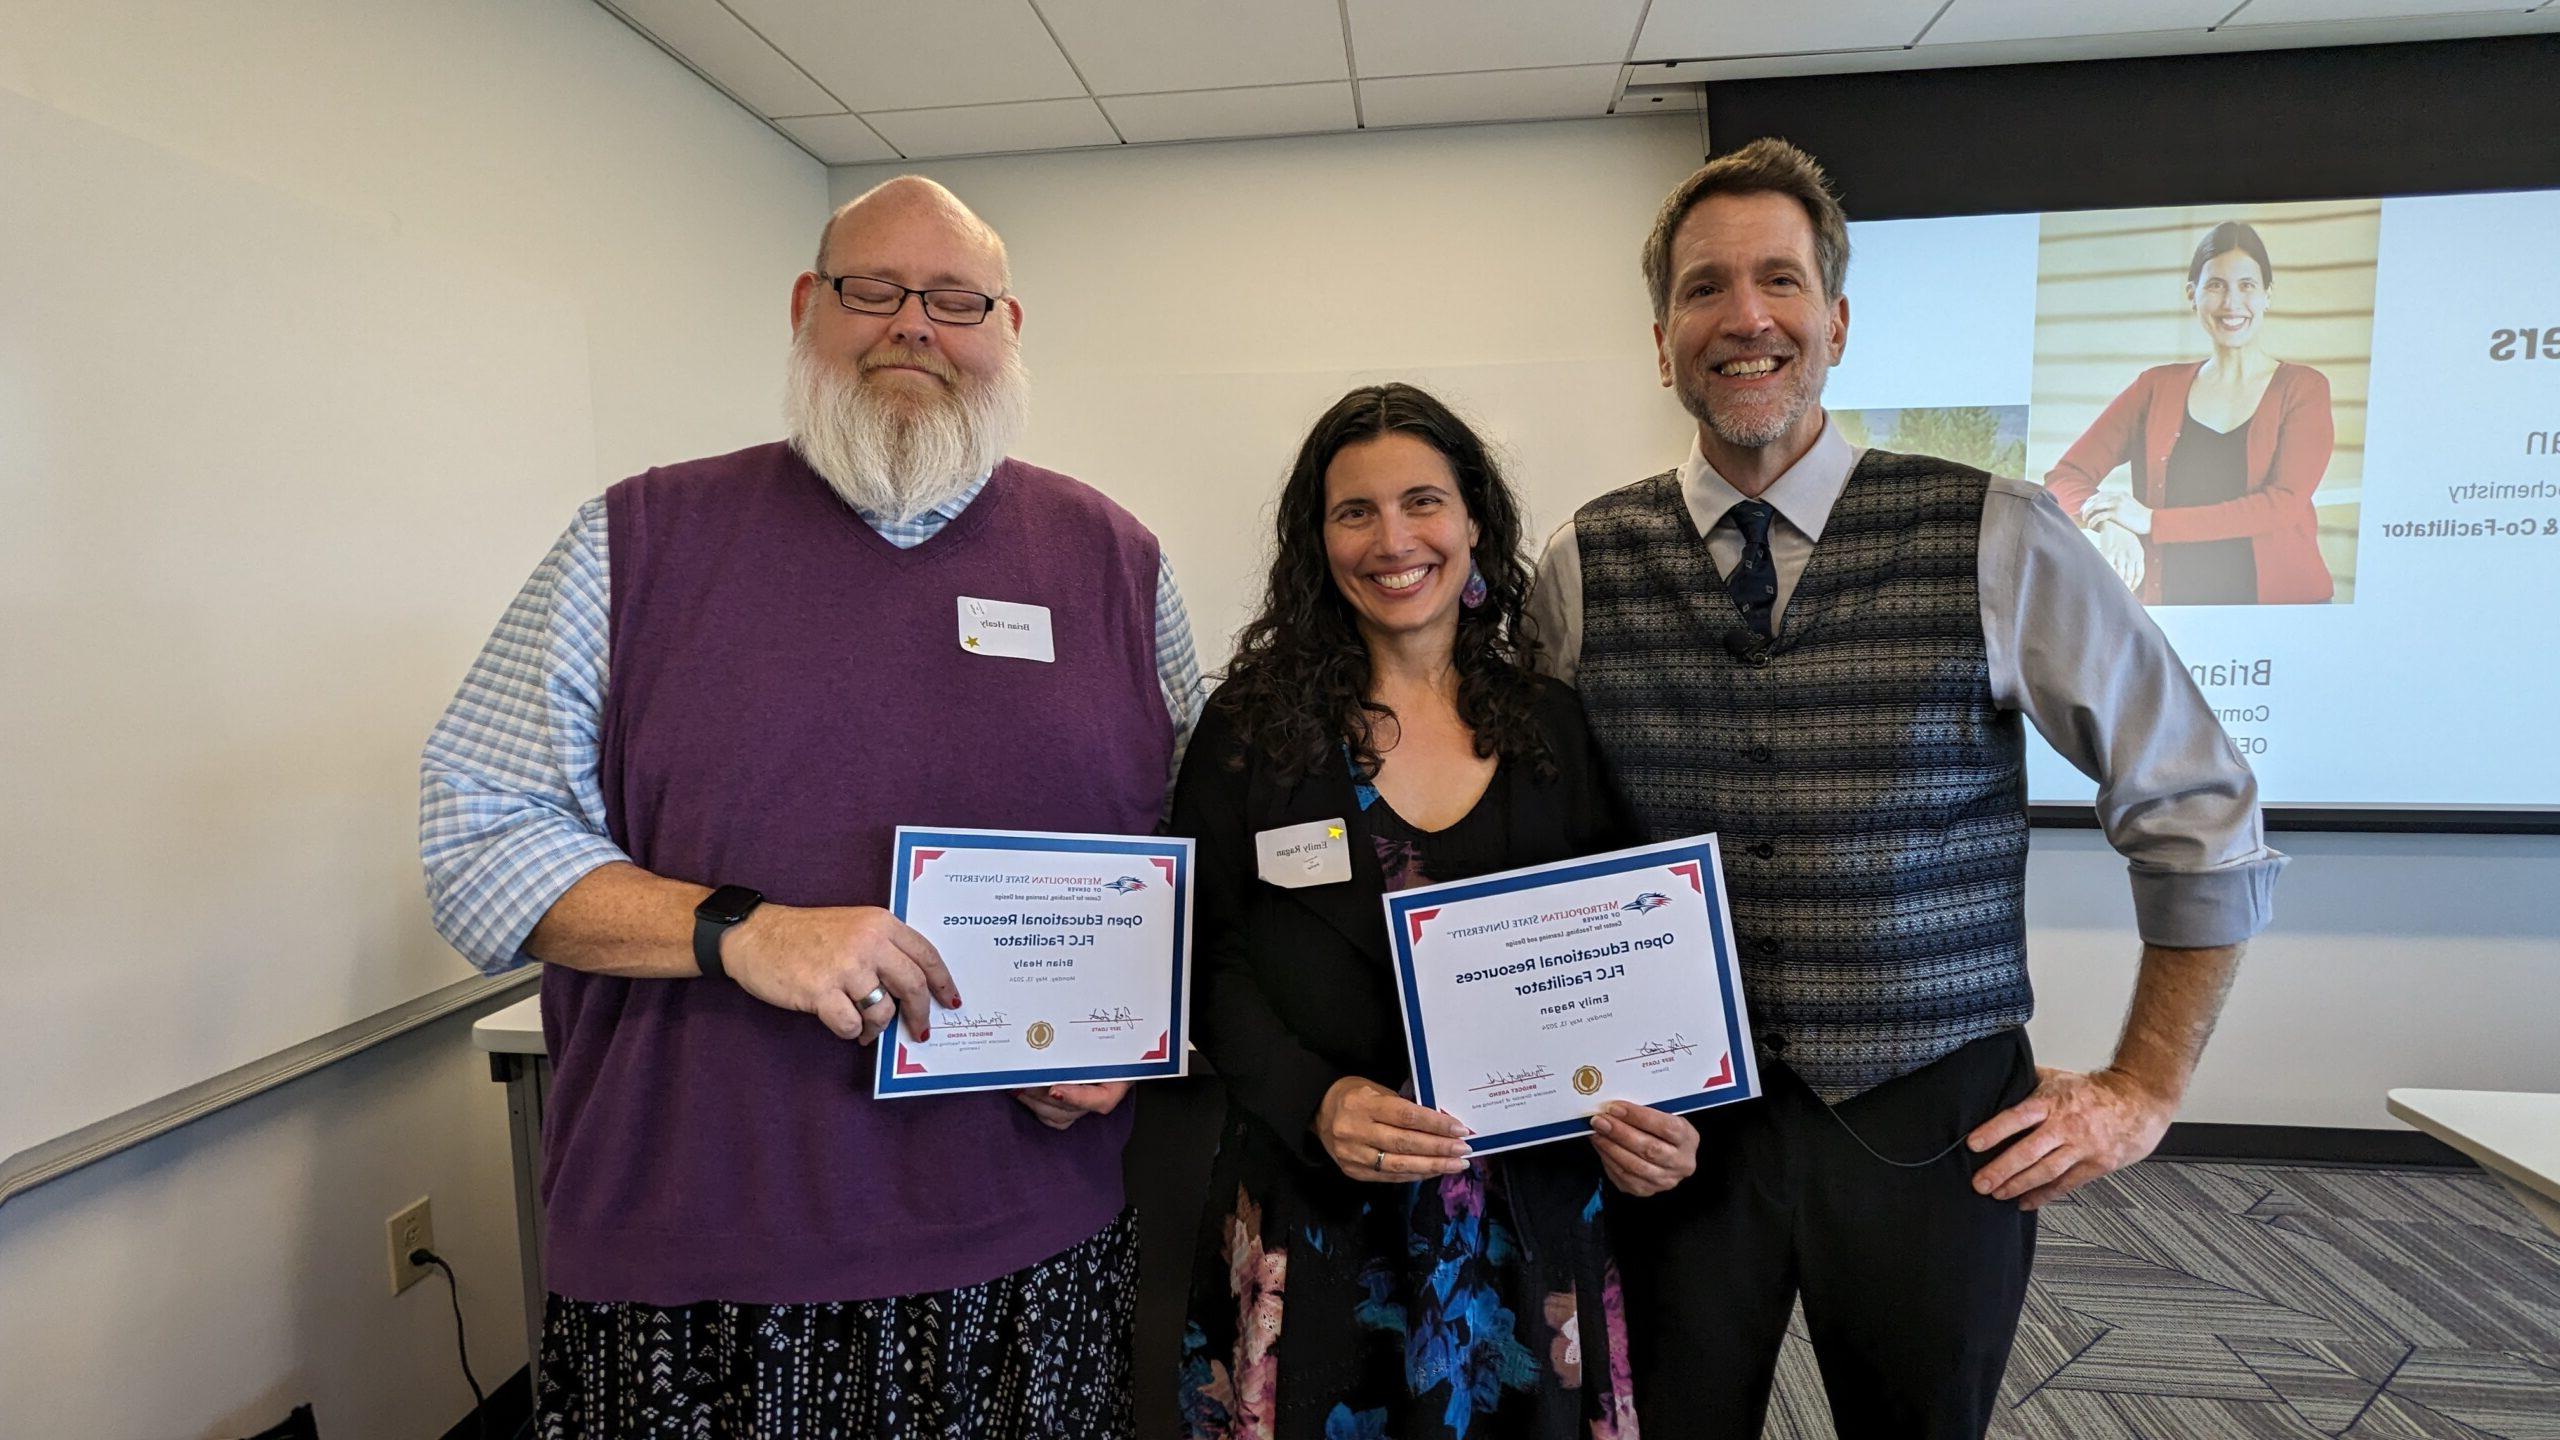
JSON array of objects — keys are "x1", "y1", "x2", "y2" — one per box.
[
  {"x1": 957, "y1": 596, "x2": 1054, "y2": 662},
  {"x1": 1255, "y1": 818, "x2": 1353, "y2": 888}
]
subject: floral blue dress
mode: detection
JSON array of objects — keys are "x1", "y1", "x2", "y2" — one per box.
[{"x1": 1178, "y1": 780, "x2": 1640, "y2": 1440}]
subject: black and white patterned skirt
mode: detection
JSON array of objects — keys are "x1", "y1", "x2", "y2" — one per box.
[{"x1": 537, "y1": 1208, "x2": 1138, "y2": 1439}]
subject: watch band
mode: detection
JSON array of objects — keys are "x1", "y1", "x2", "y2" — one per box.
[
  {"x1": 692, "y1": 885, "x2": 764, "y2": 981},
  {"x1": 692, "y1": 910, "x2": 731, "y2": 981}
]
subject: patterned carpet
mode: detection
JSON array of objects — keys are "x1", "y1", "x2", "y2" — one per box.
[{"x1": 1762, "y1": 1160, "x2": 2560, "y2": 1439}]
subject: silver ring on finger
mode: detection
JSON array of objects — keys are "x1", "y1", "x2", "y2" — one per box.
[
  {"x1": 857, "y1": 986, "x2": 891, "y2": 1009},
  {"x1": 1373, "y1": 1147, "x2": 1388, "y2": 1171}
]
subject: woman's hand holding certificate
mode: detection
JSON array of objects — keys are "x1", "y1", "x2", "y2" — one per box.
[
  {"x1": 1382, "y1": 834, "x2": 1759, "y2": 1155},
  {"x1": 1590, "y1": 1100, "x2": 1702, "y2": 1195},
  {"x1": 1313, "y1": 1076, "x2": 1473, "y2": 1183}
]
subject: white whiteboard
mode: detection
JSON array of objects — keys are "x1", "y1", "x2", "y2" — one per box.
[{"x1": 0, "y1": 91, "x2": 594, "y2": 1158}]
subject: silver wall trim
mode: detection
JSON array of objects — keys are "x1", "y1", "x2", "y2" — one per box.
[{"x1": 0, "y1": 968, "x2": 539, "y2": 1211}]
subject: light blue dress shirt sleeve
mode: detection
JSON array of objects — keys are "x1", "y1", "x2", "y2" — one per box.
[
  {"x1": 420, "y1": 486, "x2": 1204, "y2": 974},
  {"x1": 1152, "y1": 552, "x2": 1206, "y2": 805},
  {"x1": 419, "y1": 499, "x2": 625, "y2": 975},
  {"x1": 1980, "y1": 477, "x2": 2286, "y2": 948}
]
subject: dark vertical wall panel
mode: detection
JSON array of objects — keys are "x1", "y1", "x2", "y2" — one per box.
[{"x1": 1702, "y1": 36, "x2": 2560, "y2": 219}]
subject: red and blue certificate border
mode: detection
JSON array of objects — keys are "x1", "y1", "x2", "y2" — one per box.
[
  {"x1": 875, "y1": 826, "x2": 1193, "y2": 1098},
  {"x1": 1382, "y1": 834, "x2": 1758, "y2": 1154}
]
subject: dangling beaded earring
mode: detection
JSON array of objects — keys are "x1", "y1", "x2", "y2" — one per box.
[{"x1": 1460, "y1": 561, "x2": 1489, "y2": 610}]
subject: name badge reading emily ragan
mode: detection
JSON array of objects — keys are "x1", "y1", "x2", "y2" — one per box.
[
  {"x1": 957, "y1": 596, "x2": 1054, "y2": 662},
  {"x1": 1255, "y1": 818, "x2": 1353, "y2": 888}
]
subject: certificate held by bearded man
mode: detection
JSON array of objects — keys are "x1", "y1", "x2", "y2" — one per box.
[
  {"x1": 1383, "y1": 835, "x2": 1758, "y2": 1153},
  {"x1": 875, "y1": 826, "x2": 1193, "y2": 1098}
]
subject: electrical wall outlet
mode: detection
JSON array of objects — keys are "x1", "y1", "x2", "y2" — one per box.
[{"x1": 387, "y1": 1196, "x2": 434, "y2": 1295}]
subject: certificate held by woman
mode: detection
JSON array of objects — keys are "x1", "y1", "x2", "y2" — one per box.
[
  {"x1": 1385, "y1": 834, "x2": 1759, "y2": 1154},
  {"x1": 874, "y1": 825, "x2": 1193, "y2": 1097}
]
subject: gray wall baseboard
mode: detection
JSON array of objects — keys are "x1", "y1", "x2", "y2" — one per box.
[{"x1": 2155, "y1": 1121, "x2": 2470, "y2": 1169}]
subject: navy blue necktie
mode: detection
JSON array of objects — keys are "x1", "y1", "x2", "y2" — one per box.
[{"x1": 1726, "y1": 500, "x2": 1778, "y2": 639}]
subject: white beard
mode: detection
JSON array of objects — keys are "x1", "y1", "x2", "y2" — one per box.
[{"x1": 783, "y1": 327, "x2": 1030, "y2": 522}]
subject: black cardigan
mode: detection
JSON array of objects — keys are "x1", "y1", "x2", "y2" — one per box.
[{"x1": 1169, "y1": 676, "x2": 1627, "y2": 1168}]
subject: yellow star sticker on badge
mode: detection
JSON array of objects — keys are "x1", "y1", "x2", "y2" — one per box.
[
  {"x1": 963, "y1": 635, "x2": 980, "y2": 649},
  {"x1": 1327, "y1": 826, "x2": 1344, "y2": 840}
]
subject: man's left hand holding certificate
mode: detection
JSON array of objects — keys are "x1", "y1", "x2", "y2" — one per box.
[{"x1": 876, "y1": 826, "x2": 1193, "y2": 1098}]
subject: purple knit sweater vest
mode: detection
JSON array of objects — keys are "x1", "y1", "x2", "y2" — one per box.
[{"x1": 540, "y1": 441, "x2": 1172, "y2": 1305}]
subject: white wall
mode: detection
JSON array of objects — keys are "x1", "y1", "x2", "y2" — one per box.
[
  {"x1": 0, "y1": 2, "x2": 824, "y2": 1435},
  {"x1": 835, "y1": 121, "x2": 2560, "y2": 1132}
]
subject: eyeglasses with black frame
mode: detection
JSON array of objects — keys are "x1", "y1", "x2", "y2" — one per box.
[{"x1": 816, "y1": 273, "x2": 1002, "y2": 325}]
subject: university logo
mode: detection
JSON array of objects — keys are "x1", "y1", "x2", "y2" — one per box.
[
  {"x1": 1621, "y1": 892, "x2": 1670, "y2": 914},
  {"x1": 1571, "y1": 1065, "x2": 1604, "y2": 1095},
  {"x1": 1104, "y1": 876, "x2": 1148, "y2": 894},
  {"x1": 1026, "y1": 1021, "x2": 1055, "y2": 1050}
]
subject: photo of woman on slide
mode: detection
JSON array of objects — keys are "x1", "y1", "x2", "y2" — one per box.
[{"x1": 2043, "y1": 220, "x2": 2338, "y2": 606}]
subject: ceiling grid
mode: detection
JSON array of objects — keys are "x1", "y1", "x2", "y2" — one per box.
[{"x1": 596, "y1": 0, "x2": 2560, "y2": 165}]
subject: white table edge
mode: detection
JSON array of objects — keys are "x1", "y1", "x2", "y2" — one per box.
[{"x1": 2385, "y1": 1087, "x2": 2560, "y2": 1230}]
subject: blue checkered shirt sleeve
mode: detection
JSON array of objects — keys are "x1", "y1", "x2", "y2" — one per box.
[
  {"x1": 420, "y1": 499, "x2": 623, "y2": 975},
  {"x1": 1151, "y1": 553, "x2": 1206, "y2": 795},
  {"x1": 421, "y1": 487, "x2": 1202, "y2": 975}
]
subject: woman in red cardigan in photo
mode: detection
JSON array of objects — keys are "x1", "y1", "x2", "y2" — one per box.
[{"x1": 2043, "y1": 220, "x2": 2337, "y2": 605}]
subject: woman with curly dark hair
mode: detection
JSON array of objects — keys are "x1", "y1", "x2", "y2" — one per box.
[{"x1": 1172, "y1": 384, "x2": 1695, "y2": 1440}]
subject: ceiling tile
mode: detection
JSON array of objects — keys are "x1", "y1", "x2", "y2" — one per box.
[
  {"x1": 863, "y1": 97, "x2": 1121, "y2": 158},
  {"x1": 724, "y1": 0, "x2": 1084, "y2": 111},
  {"x1": 1926, "y1": 0, "x2": 2235, "y2": 46},
  {"x1": 772, "y1": 112, "x2": 901, "y2": 163},
  {"x1": 2227, "y1": 0, "x2": 2535, "y2": 23},
  {"x1": 1347, "y1": 0, "x2": 1649, "y2": 76},
  {"x1": 1100, "y1": 83, "x2": 1356, "y2": 143},
  {"x1": 603, "y1": 0, "x2": 843, "y2": 116},
  {"x1": 1633, "y1": 0, "x2": 1946, "y2": 60},
  {"x1": 1039, "y1": 0, "x2": 1348, "y2": 93},
  {"x1": 1357, "y1": 64, "x2": 1622, "y2": 128}
]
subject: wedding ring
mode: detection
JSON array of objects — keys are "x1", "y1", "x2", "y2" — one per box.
[
  {"x1": 857, "y1": 986, "x2": 891, "y2": 1009},
  {"x1": 1373, "y1": 1148, "x2": 1388, "y2": 1171}
]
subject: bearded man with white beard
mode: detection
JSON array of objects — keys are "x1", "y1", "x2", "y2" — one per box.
[
  {"x1": 1526, "y1": 140, "x2": 2284, "y2": 1438},
  {"x1": 420, "y1": 176, "x2": 1196, "y2": 1438}
]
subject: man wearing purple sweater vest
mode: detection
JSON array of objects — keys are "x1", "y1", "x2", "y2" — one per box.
[{"x1": 420, "y1": 178, "x2": 1199, "y2": 1438}]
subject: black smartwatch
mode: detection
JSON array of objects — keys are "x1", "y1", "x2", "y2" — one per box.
[{"x1": 692, "y1": 885, "x2": 764, "y2": 981}]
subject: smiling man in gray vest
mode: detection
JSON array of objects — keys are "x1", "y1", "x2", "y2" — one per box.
[
  {"x1": 1526, "y1": 139, "x2": 2284, "y2": 1438},
  {"x1": 420, "y1": 177, "x2": 1195, "y2": 1438}
]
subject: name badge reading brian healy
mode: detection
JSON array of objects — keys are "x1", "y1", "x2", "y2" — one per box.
[{"x1": 957, "y1": 596, "x2": 1055, "y2": 662}]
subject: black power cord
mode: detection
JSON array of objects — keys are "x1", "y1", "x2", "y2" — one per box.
[{"x1": 411, "y1": 1247, "x2": 491, "y2": 1440}]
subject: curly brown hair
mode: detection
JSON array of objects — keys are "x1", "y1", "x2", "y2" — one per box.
[{"x1": 1215, "y1": 383, "x2": 1552, "y2": 784}]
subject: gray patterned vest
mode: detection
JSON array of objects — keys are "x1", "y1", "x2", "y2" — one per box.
[{"x1": 1574, "y1": 448, "x2": 2030, "y2": 1102}]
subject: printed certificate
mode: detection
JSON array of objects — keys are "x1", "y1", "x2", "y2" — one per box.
[
  {"x1": 874, "y1": 827, "x2": 1193, "y2": 1098},
  {"x1": 1383, "y1": 835, "x2": 1758, "y2": 1153}
]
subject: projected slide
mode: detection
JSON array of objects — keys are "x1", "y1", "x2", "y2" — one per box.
[{"x1": 1829, "y1": 190, "x2": 2560, "y2": 815}]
